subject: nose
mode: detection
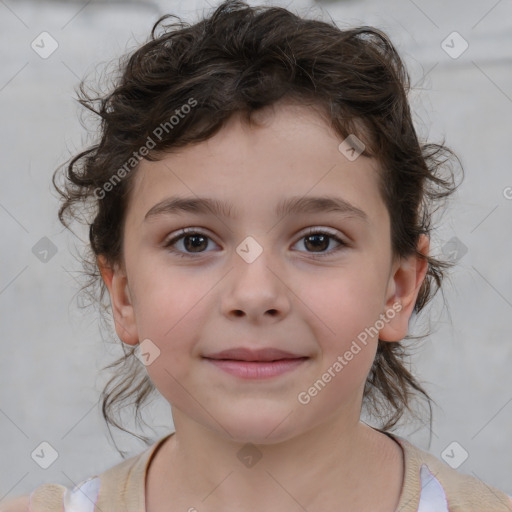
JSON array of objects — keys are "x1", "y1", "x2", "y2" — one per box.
[{"x1": 220, "y1": 244, "x2": 291, "y2": 324}]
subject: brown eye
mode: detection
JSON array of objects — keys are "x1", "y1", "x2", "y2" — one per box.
[
  {"x1": 163, "y1": 229, "x2": 219, "y2": 257},
  {"x1": 293, "y1": 229, "x2": 346, "y2": 258},
  {"x1": 181, "y1": 234, "x2": 209, "y2": 252},
  {"x1": 303, "y1": 233, "x2": 330, "y2": 252}
]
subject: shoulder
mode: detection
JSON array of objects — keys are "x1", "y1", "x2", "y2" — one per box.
[
  {"x1": 0, "y1": 460, "x2": 131, "y2": 512},
  {"x1": 0, "y1": 495, "x2": 30, "y2": 512},
  {"x1": 1, "y1": 479, "x2": 99, "y2": 512},
  {"x1": 0, "y1": 435, "x2": 170, "y2": 512},
  {"x1": 0, "y1": 453, "x2": 139, "y2": 512},
  {"x1": 394, "y1": 435, "x2": 512, "y2": 512},
  {"x1": 0, "y1": 483, "x2": 71, "y2": 512}
]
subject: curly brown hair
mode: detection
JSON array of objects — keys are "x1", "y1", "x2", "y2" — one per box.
[{"x1": 53, "y1": 0, "x2": 462, "y2": 455}]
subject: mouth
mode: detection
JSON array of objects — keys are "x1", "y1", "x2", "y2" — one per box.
[
  {"x1": 202, "y1": 347, "x2": 309, "y2": 379},
  {"x1": 203, "y1": 347, "x2": 307, "y2": 362}
]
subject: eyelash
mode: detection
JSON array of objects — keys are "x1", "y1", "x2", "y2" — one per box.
[{"x1": 162, "y1": 227, "x2": 347, "y2": 259}]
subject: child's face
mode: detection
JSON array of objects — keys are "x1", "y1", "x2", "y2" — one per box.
[{"x1": 102, "y1": 101, "x2": 427, "y2": 442}]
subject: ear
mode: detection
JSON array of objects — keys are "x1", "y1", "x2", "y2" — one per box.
[
  {"x1": 378, "y1": 234, "x2": 429, "y2": 342},
  {"x1": 98, "y1": 255, "x2": 139, "y2": 345}
]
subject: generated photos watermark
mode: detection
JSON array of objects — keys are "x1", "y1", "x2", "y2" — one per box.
[
  {"x1": 94, "y1": 97, "x2": 198, "y2": 200},
  {"x1": 297, "y1": 301, "x2": 403, "y2": 405}
]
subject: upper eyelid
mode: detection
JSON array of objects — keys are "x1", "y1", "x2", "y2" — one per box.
[{"x1": 165, "y1": 225, "x2": 343, "y2": 237}]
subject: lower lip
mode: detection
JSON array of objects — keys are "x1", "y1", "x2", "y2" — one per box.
[{"x1": 204, "y1": 358, "x2": 308, "y2": 379}]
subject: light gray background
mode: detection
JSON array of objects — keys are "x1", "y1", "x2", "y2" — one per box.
[{"x1": 1, "y1": 0, "x2": 511, "y2": 503}]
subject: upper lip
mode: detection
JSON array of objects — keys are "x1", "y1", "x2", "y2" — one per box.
[{"x1": 203, "y1": 347, "x2": 307, "y2": 362}]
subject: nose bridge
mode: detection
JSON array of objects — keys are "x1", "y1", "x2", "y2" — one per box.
[
  {"x1": 233, "y1": 234, "x2": 281, "y2": 294},
  {"x1": 221, "y1": 234, "x2": 290, "y2": 320}
]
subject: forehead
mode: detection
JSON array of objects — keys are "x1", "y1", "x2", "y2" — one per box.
[{"x1": 125, "y1": 102, "x2": 388, "y2": 229}]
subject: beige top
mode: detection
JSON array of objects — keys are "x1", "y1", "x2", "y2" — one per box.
[{"x1": 7, "y1": 432, "x2": 512, "y2": 512}]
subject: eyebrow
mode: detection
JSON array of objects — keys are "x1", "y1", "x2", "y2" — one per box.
[{"x1": 144, "y1": 195, "x2": 369, "y2": 223}]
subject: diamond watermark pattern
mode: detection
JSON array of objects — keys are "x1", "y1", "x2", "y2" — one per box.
[
  {"x1": 135, "y1": 338, "x2": 161, "y2": 366},
  {"x1": 31, "y1": 441, "x2": 59, "y2": 469},
  {"x1": 31, "y1": 32, "x2": 59, "y2": 59},
  {"x1": 236, "y1": 443, "x2": 263, "y2": 468},
  {"x1": 338, "y1": 134, "x2": 366, "y2": 161},
  {"x1": 32, "y1": 236, "x2": 58, "y2": 263},
  {"x1": 236, "y1": 236, "x2": 263, "y2": 264},
  {"x1": 442, "y1": 236, "x2": 468, "y2": 262},
  {"x1": 441, "y1": 32, "x2": 469, "y2": 59},
  {"x1": 441, "y1": 441, "x2": 469, "y2": 469}
]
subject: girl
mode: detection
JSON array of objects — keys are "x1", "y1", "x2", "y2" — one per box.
[{"x1": 4, "y1": 1, "x2": 511, "y2": 511}]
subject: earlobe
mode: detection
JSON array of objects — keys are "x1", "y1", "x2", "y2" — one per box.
[
  {"x1": 97, "y1": 255, "x2": 139, "y2": 345},
  {"x1": 378, "y1": 234, "x2": 430, "y2": 342}
]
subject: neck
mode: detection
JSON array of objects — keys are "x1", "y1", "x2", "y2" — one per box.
[{"x1": 146, "y1": 412, "x2": 404, "y2": 512}]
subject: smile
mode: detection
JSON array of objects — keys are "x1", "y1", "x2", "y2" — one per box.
[{"x1": 203, "y1": 357, "x2": 309, "y2": 379}]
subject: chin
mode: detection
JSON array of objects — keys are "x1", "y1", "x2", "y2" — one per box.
[{"x1": 216, "y1": 408, "x2": 303, "y2": 446}]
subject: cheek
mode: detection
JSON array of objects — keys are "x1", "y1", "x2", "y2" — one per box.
[
  {"x1": 297, "y1": 328, "x2": 378, "y2": 416},
  {"x1": 131, "y1": 269, "x2": 214, "y2": 401},
  {"x1": 131, "y1": 262, "x2": 205, "y2": 332},
  {"x1": 298, "y1": 264, "x2": 386, "y2": 344}
]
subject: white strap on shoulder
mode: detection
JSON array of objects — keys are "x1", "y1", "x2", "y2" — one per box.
[{"x1": 62, "y1": 478, "x2": 100, "y2": 512}]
